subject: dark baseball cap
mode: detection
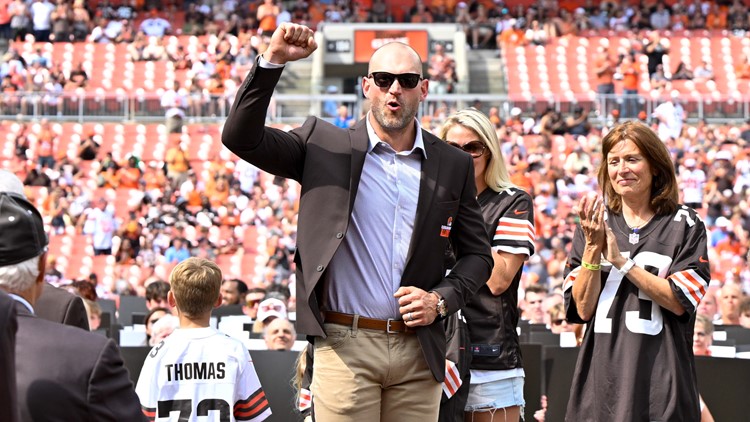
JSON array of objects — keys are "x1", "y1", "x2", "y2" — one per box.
[{"x1": 0, "y1": 192, "x2": 48, "y2": 266}]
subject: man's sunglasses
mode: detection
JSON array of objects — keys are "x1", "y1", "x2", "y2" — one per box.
[
  {"x1": 446, "y1": 140, "x2": 487, "y2": 158},
  {"x1": 367, "y1": 72, "x2": 423, "y2": 89}
]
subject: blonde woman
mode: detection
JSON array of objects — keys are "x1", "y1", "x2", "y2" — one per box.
[{"x1": 440, "y1": 108, "x2": 535, "y2": 422}]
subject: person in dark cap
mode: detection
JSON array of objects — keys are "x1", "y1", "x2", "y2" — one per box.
[
  {"x1": 0, "y1": 169, "x2": 89, "y2": 330},
  {"x1": 0, "y1": 170, "x2": 144, "y2": 422}
]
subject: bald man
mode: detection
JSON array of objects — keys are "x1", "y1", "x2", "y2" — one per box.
[{"x1": 222, "y1": 23, "x2": 492, "y2": 421}]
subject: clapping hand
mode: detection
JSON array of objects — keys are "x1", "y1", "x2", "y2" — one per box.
[{"x1": 577, "y1": 191, "x2": 606, "y2": 249}]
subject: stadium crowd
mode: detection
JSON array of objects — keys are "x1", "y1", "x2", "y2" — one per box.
[{"x1": 2, "y1": 103, "x2": 749, "y2": 330}]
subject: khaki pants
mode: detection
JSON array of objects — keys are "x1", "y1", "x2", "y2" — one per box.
[{"x1": 312, "y1": 322, "x2": 442, "y2": 421}]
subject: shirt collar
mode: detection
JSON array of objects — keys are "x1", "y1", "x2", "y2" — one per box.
[
  {"x1": 9, "y1": 293, "x2": 34, "y2": 314},
  {"x1": 365, "y1": 112, "x2": 427, "y2": 159}
]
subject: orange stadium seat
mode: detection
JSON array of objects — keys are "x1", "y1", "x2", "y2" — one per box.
[
  {"x1": 1, "y1": 120, "x2": 266, "y2": 286},
  {"x1": 502, "y1": 32, "x2": 750, "y2": 109}
]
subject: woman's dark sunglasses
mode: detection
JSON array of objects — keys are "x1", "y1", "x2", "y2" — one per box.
[
  {"x1": 368, "y1": 72, "x2": 423, "y2": 89},
  {"x1": 446, "y1": 140, "x2": 487, "y2": 158}
]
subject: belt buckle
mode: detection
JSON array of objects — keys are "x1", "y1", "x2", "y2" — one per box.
[{"x1": 386, "y1": 318, "x2": 399, "y2": 333}]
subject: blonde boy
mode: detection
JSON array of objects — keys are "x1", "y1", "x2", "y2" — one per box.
[{"x1": 136, "y1": 258, "x2": 271, "y2": 421}]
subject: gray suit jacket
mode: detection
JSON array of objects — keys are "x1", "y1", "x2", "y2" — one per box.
[
  {"x1": 0, "y1": 291, "x2": 17, "y2": 422},
  {"x1": 222, "y1": 60, "x2": 493, "y2": 380},
  {"x1": 14, "y1": 301, "x2": 144, "y2": 422},
  {"x1": 35, "y1": 283, "x2": 89, "y2": 330}
]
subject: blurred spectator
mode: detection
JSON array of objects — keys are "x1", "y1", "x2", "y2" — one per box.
[
  {"x1": 593, "y1": 46, "x2": 616, "y2": 116},
  {"x1": 44, "y1": 254, "x2": 64, "y2": 286},
  {"x1": 369, "y1": 0, "x2": 389, "y2": 22},
  {"x1": 220, "y1": 278, "x2": 248, "y2": 306},
  {"x1": 234, "y1": 45, "x2": 255, "y2": 75},
  {"x1": 548, "y1": 303, "x2": 580, "y2": 339},
  {"x1": 565, "y1": 106, "x2": 591, "y2": 136},
  {"x1": 139, "y1": 7, "x2": 170, "y2": 37},
  {"x1": 706, "y1": 3, "x2": 728, "y2": 30},
  {"x1": 30, "y1": 0, "x2": 54, "y2": 42},
  {"x1": 526, "y1": 19, "x2": 548, "y2": 46},
  {"x1": 252, "y1": 297, "x2": 287, "y2": 333},
  {"x1": 522, "y1": 284, "x2": 546, "y2": 324},
  {"x1": 728, "y1": 0, "x2": 749, "y2": 31},
  {"x1": 686, "y1": 4, "x2": 706, "y2": 29},
  {"x1": 649, "y1": 2, "x2": 671, "y2": 30},
  {"x1": 112, "y1": 18, "x2": 134, "y2": 43},
  {"x1": 149, "y1": 313, "x2": 179, "y2": 346},
  {"x1": 165, "y1": 137, "x2": 190, "y2": 189},
  {"x1": 164, "y1": 237, "x2": 191, "y2": 264},
  {"x1": 332, "y1": 105, "x2": 354, "y2": 129},
  {"x1": 77, "y1": 130, "x2": 100, "y2": 161},
  {"x1": 542, "y1": 293, "x2": 564, "y2": 327},
  {"x1": 409, "y1": 0, "x2": 433, "y2": 23},
  {"x1": 127, "y1": 31, "x2": 147, "y2": 61},
  {"x1": 82, "y1": 298, "x2": 102, "y2": 331},
  {"x1": 68, "y1": 279, "x2": 98, "y2": 301},
  {"x1": 652, "y1": 91, "x2": 685, "y2": 141},
  {"x1": 141, "y1": 35, "x2": 167, "y2": 61},
  {"x1": 672, "y1": 60, "x2": 694, "y2": 80},
  {"x1": 243, "y1": 287, "x2": 267, "y2": 320},
  {"x1": 167, "y1": 45, "x2": 192, "y2": 70},
  {"x1": 9, "y1": 0, "x2": 30, "y2": 41},
  {"x1": 679, "y1": 158, "x2": 706, "y2": 211},
  {"x1": 145, "y1": 280, "x2": 171, "y2": 310},
  {"x1": 263, "y1": 317, "x2": 296, "y2": 351},
  {"x1": 643, "y1": 31, "x2": 669, "y2": 77},
  {"x1": 739, "y1": 297, "x2": 750, "y2": 329},
  {"x1": 161, "y1": 81, "x2": 187, "y2": 134},
  {"x1": 322, "y1": 85, "x2": 339, "y2": 118},
  {"x1": 88, "y1": 17, "x2": 107, "y2": 42},
  {"x1": 143, "y1": 306, "x2": 170, "y2": 345},
  {"x1": 692, "y1": 314, "x2": 713, "y2": 356},
  {"x1": 427, "y1": 43, "x2": 457, "y2": 95},
  {"x1": 35, "y1": 119, "x2": 56, "y2": 169},
  {"x1": 736, "y1": 54, "x2": 750, "y2": 79},
  {"x1": 698, "y1": 288, "x2": 719, "y2": 321},
  {"x1": 717, "y1": 283, "x2": 744, "y2": 325},
  {"x1": 65, "y1": 61, "x2": 88, "y2": 90},
  {"x1": 70, "y1": 0, "x2": 89, "y2": 41},
  {"x1": 83, "y1": 197, "x2": 117, "y2": 255},
  {"x1": 487, "y1": 106, "x2": 502, "y2": 128},
  {"x1": 116, "y1": 156, "x2": 143, "y2": 189},
  {"x1": 693, "y1": 60, "x2": 715, "y2": 83},
  {"x1": 50, "y1": 0, "x2": 72, "y2": 42},
  {"x1": 257, "y1": 0, "x2": 279, "y2": 37},
  {"x1": 650, "y1": 64, "x2": 669, "y2": 92},
  {"x1": 13, "y1": 123, "x2": 30, "y2": 162},
  {"x1": 563, "y1": 144, "x2": 592, "y2": 176},
  {"x1": 0, "y1": 1, "x2": 11, "y2": 39},
  {"x1": 608, "y1": 7, "x2": 629, "y2": 32},
  {"x1": 23, "y1": 165, "x2": 51, "y2": 187},
  {"x1": 619, "y1": 53, "x2": 640, "y2": 118}
]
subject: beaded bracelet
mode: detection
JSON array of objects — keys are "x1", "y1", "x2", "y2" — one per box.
[{"x1": 581, "y1": 261, "x2": 601, "y2": 271}]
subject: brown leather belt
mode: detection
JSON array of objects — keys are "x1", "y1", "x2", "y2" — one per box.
[{"x1": 323, "y1": 311, "x2": 414, "y2": 334}]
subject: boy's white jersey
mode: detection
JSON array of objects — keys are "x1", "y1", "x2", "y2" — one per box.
[{"x1": 136, "y1": 327, "x2": 271, "y2": 422}]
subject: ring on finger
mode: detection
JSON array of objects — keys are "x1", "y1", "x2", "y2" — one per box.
[{"x1": 407, "y1": 312, "x2": 412, "y2": 322}]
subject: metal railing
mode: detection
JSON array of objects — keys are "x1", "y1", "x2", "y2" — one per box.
[{"x1": 2, "y1": 91, "x2": 750, "y2": 124}]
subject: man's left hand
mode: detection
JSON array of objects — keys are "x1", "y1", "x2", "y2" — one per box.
[{"x1": 394, "y1": 287, "x2": 439, "y2": 326}]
